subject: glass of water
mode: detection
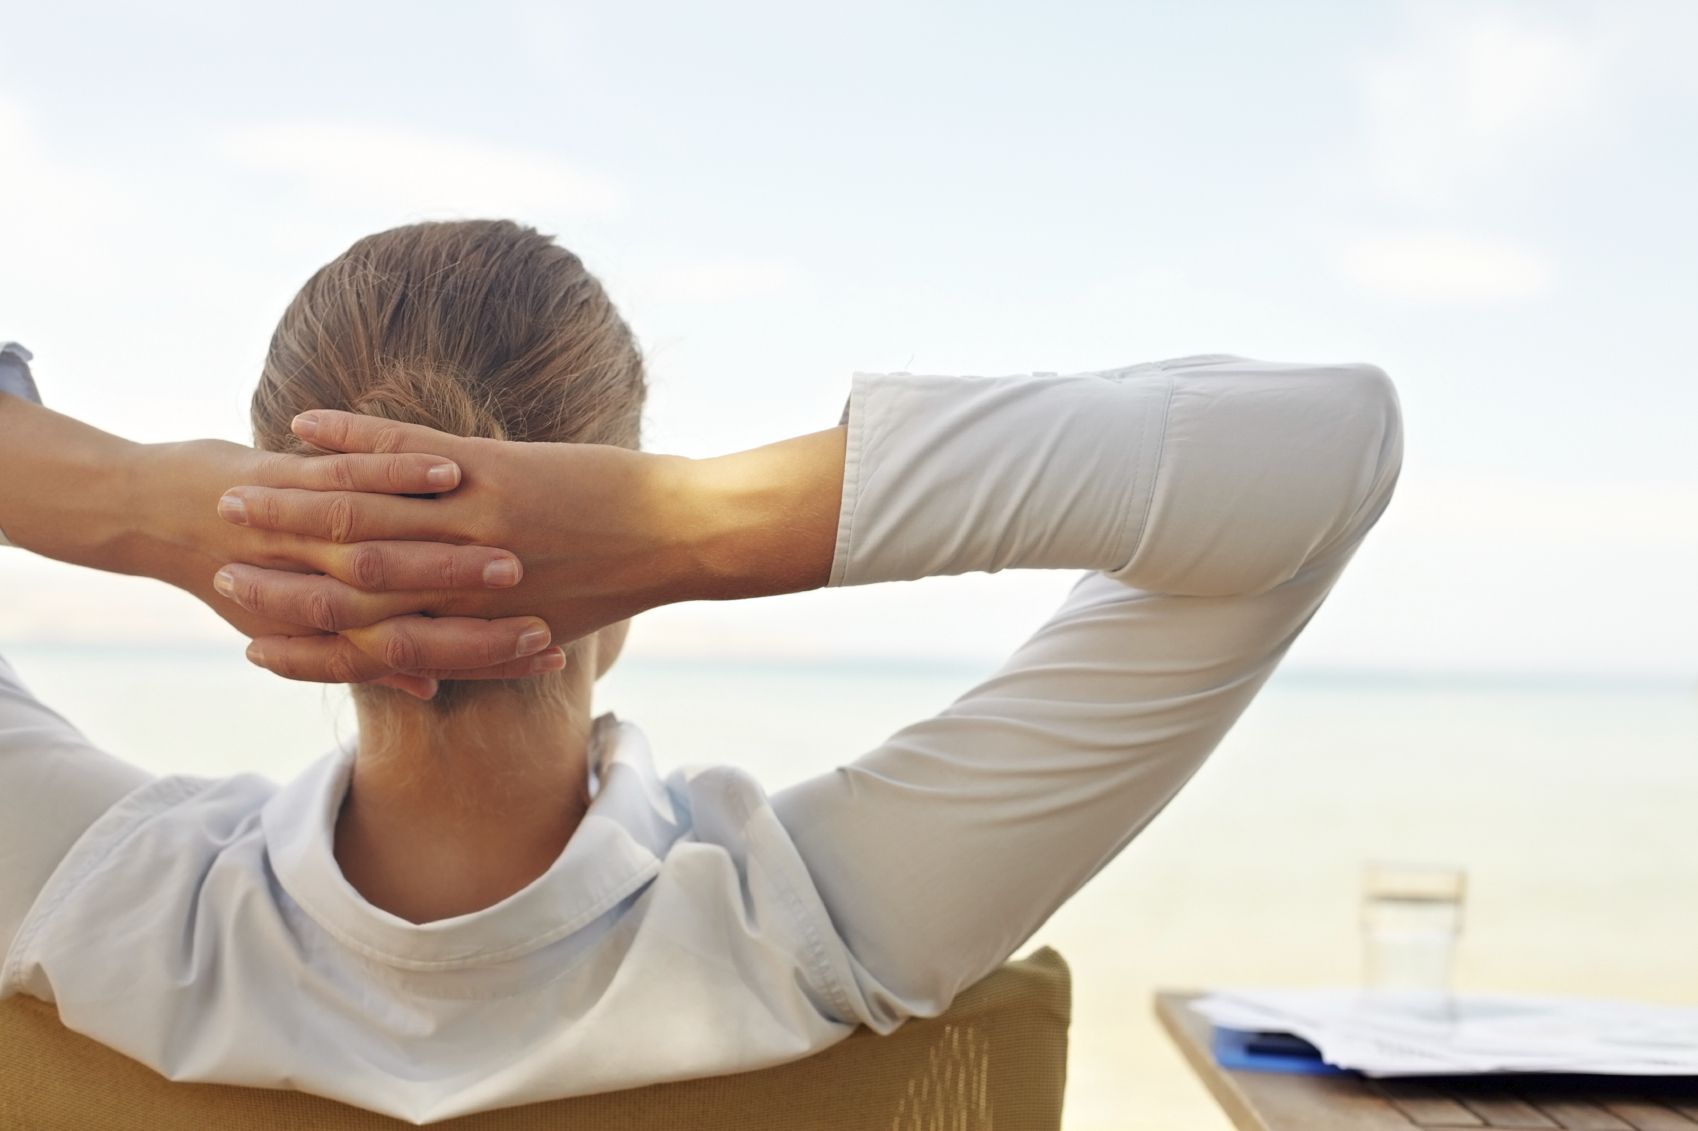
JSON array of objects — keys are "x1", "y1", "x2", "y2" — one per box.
[{"x1": 1361, "y1": 861, "x2": 1466, "y2": 1016}]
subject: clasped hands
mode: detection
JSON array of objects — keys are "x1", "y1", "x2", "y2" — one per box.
[{"x1": 203, "y1": 411, "x2": 714, "y2": 700}]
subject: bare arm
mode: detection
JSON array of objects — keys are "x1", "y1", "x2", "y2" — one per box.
[
  {"x1": 0, "y1": 387, "x2": 581, "y2": 958},
  {"x1": 219, "y1": 414, "x2": 848, "y2": 675},
  {"x1": 218, "y1": 358, "x2": 1402, "y2": 1030},
  {"x1": 0, "y1": 394, "x2": 567, "y2": 689}
]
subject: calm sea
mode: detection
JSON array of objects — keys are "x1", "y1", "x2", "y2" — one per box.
[{"x1": 4, "y1": 644, "x2": 1695, "y2": 1131}]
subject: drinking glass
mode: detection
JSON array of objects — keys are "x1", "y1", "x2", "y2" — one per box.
[{"x1": 1360, "y1": 861, "x2": 1466, "y2": 1017}]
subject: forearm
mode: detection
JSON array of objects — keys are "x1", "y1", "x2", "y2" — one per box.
[
  {"x1": 0, "y1": 394, "x2": 160, "y2": 576},
  {"x1": 0, "y1": 395, "x2": 297, "y2": 610},
  {"x1": 679, "y1": 424, "x2": 847, "y2": 601},
  {"x1": 656, "y1": 356, "x2": 1401, "y2": 607}
]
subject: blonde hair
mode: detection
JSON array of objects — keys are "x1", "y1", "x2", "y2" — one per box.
[{"x1": 251, "y1": 219, "x2": 647, "y2": 710}]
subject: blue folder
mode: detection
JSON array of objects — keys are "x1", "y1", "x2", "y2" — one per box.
[{"x1": 1210, "y1": 1026, "x2": 1356, "y2": 1076}]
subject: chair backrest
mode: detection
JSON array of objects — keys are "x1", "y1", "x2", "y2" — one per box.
[{"x1": 0, "y1": 947, "x2": 1069, "y2": 1130}]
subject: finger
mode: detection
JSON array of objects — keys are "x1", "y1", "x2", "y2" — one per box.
[
  {"x1": 246, "y1": 636, "x2": 565, "y2": 683},
  {"x1": 373, "y1": 673, "x2": 441, "y2": 700},
  {"x1": 292, "y1": 410, "x2": 471, "y2": 459},
  {"x1": 217, "y1": 486, "x2": 455, "y2": 542},
  {"x1": 224, "y1": 541, "x2": 520, "y2": 594},
  {"x1": 226, "y1": 539, "x2": 521, "y2": 591},
  {"x1": 319, "y1": 541, "x2": 521, "y2": 591},
  {"x1": 402, "y1": 648, "x2": 568, "y2": 680},
  {"x1": 214, "y1": 565, "x2": 422, "y2": 631},
  {"x1": 253, "y1": 451, "x2": 462, "y2": 494},
  {"x1": 342, "y1": 614, "x2": 554, "y2": 673},
  {"x1": 245, "y1": 635, "x2": 393, "y2": 685}
]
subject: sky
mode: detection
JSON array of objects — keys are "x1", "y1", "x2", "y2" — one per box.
[{"x1": 1, "y1": 0, "x2": 1695, "y2": 679}]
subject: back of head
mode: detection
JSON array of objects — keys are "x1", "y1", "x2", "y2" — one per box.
[{"x1": 251, "y1": 219, "x2": 647, "y2": 710}]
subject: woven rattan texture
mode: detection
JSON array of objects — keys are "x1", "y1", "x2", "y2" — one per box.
[{"x1": 1, "y1": 947, "x2": 1069, "y2": 1130}]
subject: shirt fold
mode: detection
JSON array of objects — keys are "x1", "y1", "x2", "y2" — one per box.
[{"x1": 0, "y1": 354, "x2": 1403, "y2": 1123}]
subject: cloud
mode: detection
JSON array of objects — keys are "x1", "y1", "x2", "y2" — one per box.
[
  {"x1": 1338, "y1": 232, "x2": 1551, "y2": 302},
  {"x1": 1357, "y1": 6, "x2": 1611, "y2": 207},
  {"x1": 225, "y1": 123, "x2": 623, "y2": 218}
]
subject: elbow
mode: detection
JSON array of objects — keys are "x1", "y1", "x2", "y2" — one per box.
[
  {"x1": 1110, "y1": 358, "x2": 1405, "y2": 596},
  {"x1": 1233, "y1": 360, "x2": 1405, "y2": 586},
  {"x1": 1345, "y1": 362, "x2": 1403, "y2": 474},
  {"x1": 1300, "y1": 362, "x2": 1404, "y2": 569},
  {"x1": 1273, "y1": 361, "x2": 1405, "y2": 586}
]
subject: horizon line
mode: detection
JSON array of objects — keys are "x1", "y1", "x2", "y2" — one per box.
[{"x1": 2, "y1": 638, "x2": 1692, "y2": 691}]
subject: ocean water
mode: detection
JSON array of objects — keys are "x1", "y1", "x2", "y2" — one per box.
[{"x1": 3, "y1": 643, "x2": 1695, "y2": 1131}]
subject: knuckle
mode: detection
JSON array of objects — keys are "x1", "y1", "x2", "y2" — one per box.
[
  {"x1": 268, "y1": 648, "x2": 300, "y2": 681},
  {"x1": 326, "y1": 495, "x2": 359, "y2": 543},
  {"x1": 349, "y1": 545, "x2": 388, "y2": 591},
  {"x1": 384, "y1": 457, "x2": 411, "y2": 491},
  {"x1": 466, "y1": 511, "x2": 507, "y2": 547},
  {"x1": 437, "y1": 552, "x2": 462, "y2": 589},
  {"x1": 259, "y1": 491, "x2": 286, "y2": 532},
  {"x1": 328, "y1": 457, "x2": 358, "y2": 492},
  {"x1": 255, "y1": 453, "x2": 294, "y2": 485},
  {"x1": 380, "y1": 628, "x2": 422, "y2": 672},
  {"x1": 324, "y1": 648, "x2": 367, "y2": 685},
  {"x1": 234, "y1": 574, "x2": 268, "y2": 613},
  {"x1": 373, "y1": 426, "x2": 407, "y2": 455},
  {"x1": 305, "y1": 590, "x2": 340, "y2": 632}
]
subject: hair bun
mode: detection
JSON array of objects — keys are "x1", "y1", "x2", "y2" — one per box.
[{"x1": 351, "y1": 361, "x2": 509, "y2": 442}]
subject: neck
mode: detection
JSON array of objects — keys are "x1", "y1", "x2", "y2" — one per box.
[{"x1": 335, "y1": 674, "x2": 598, "y2": 924}]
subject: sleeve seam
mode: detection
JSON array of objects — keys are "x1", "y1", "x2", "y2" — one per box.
[
  {"x1": 1111, "y1": 372, "x2": 1176, "y2": 575},
  {"x1": 826, "y1": 372, "x2": 873, "y2": 589},
  {"x1": 721, "y1": 775, "x2": 862, "y2": 1025},
  {"x1": 1, "y1": 776, "x2": 206, "y2": 995}
]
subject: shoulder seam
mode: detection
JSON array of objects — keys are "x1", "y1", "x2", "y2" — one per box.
[{"x1": 1, "y1": 776, "x2": 212, "y2": 994}]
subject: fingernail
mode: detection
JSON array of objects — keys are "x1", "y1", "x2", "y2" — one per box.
[
  {"x1": 292, "y1": 413, "x2": 321, "y2": 441},
  {"x1": 534, "y1": 648, "x2": 567, "y2": 673},
  {"x1": 516, "y1": 627, "x2": 550, "y2": 657},
  {"x1": 245, "y1": 641, "x2": 266, "y2": 665},
  {"x1": 213, "y1": 567, "x2": 237, "y2": 599},
  {"x1": 426, "y1": 463, "x2": 459, "y2": 489},
  {"x1": 218, "y1": 493, "x2": 248, "y2": 525},
  {"x1": 482, "y1": 558, "x2": 520, "y2": 588}
]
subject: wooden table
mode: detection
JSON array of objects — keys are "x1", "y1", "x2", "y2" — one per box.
[{"x1": 1155, "y1": 992, "x2": 1698, "y2": 1130}]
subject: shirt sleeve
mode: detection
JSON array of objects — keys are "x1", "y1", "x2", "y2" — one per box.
[
  {"x1": 0, "y1": 342, "x2": 43, "y2": 549},
  {"x1": 0, "y1": 338, "x2": 157, "y2": 964},
  {"x1": 0, "y1": 656, "x2": 155, "y2": 968},
  {"x1": 771, "y1": 355, "x2": 1403, "y2": 1028}
]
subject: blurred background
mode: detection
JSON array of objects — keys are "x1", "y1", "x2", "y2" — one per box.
[{"x1": 2, "y1": 2, "x2": 1694, "y2": 1128}]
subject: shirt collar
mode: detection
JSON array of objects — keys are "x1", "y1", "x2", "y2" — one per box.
[{"x1": 262, "y1": 711, "x2": 680, "y2": 970}]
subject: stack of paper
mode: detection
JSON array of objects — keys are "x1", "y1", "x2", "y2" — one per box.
[{"x1": 1193, "y1": 989, "x2": 1698, "y2": 1077}]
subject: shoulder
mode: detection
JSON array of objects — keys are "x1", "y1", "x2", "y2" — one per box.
[
  {"x1": 2, "y1": 770, "x2": 277, "y2": 1001},
  {"x1": 654, "y1": 761, "x2": 868, "y2": 1025}
]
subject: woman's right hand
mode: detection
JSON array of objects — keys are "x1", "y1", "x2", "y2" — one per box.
[{"x1": 215, "y1": 409, "x2": 844, "y2": 684}]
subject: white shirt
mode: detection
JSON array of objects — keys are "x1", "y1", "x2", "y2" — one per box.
[
  {"x1": 0, "y1": 342, "x2": 39, "y2": 548},
  {"x1": 0, "y1": 354, "x2": 1403, "y2": 1124}
]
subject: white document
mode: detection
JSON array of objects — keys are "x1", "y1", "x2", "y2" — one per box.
[{"x1": 1193, "y1": 989, "x2": 1698, "y2": 1077}]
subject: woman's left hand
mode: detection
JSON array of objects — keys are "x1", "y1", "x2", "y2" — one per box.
[{"x1": 138, "y1": 437, "x2": 564, "y2": 699}]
